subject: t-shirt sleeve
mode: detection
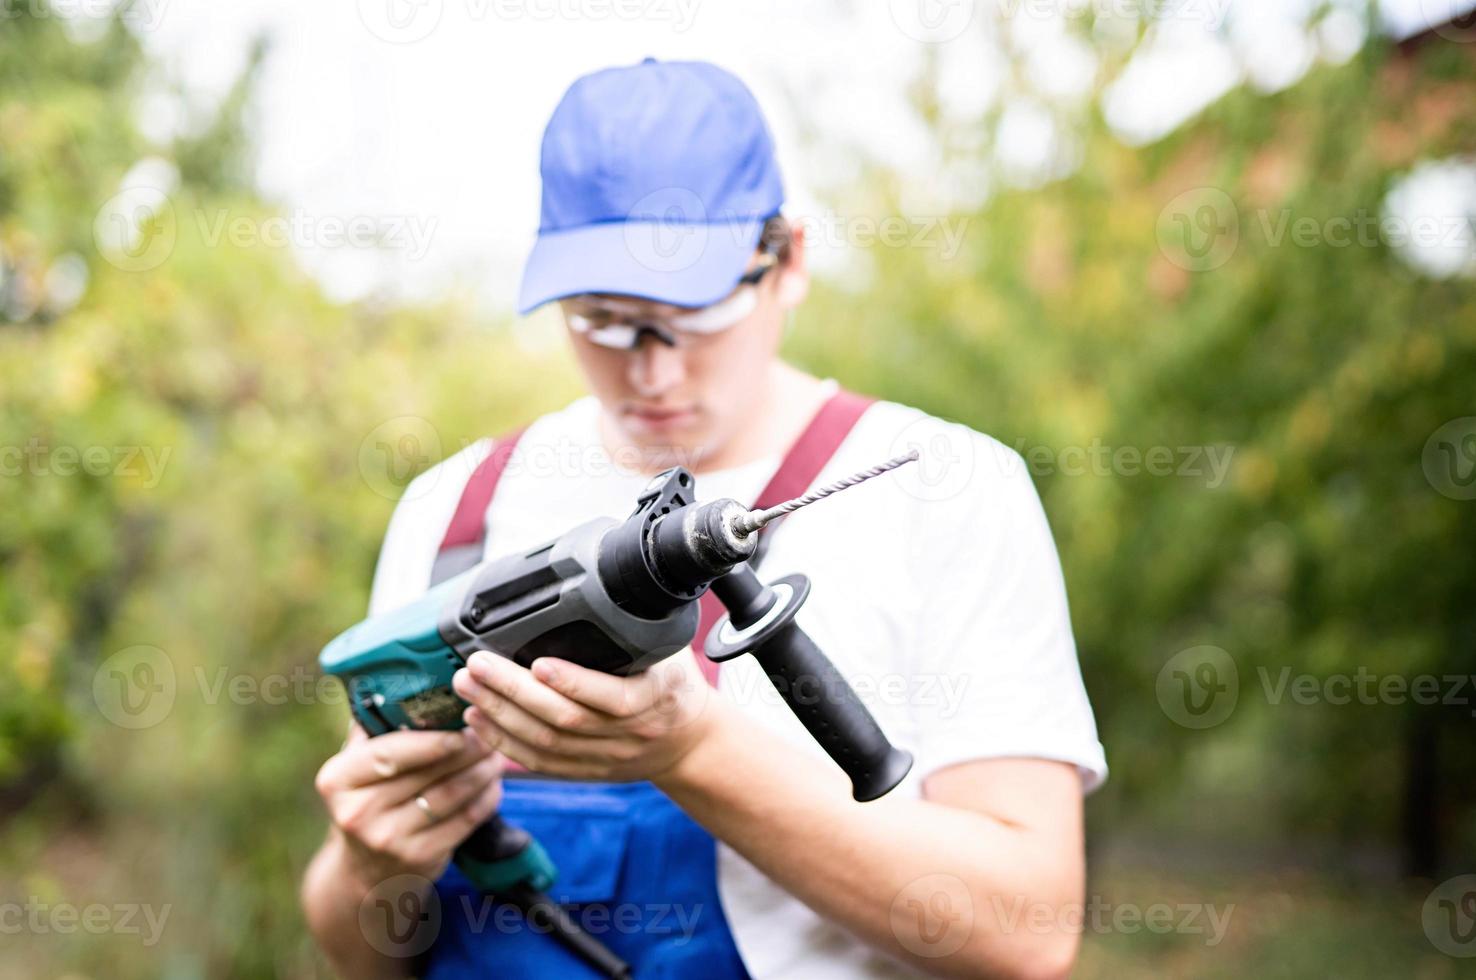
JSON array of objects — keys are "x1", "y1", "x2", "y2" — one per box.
[{"x1": 909, "y1": 430, "x2": 1107, "y2": 792}]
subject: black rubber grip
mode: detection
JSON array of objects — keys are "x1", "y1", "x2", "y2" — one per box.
[
  {"x1": 455, "y1": 815, "x2": 527, "y2": 862},
  {"x1": 751, "y1": 623, "x2": 913, "y2": 801}
]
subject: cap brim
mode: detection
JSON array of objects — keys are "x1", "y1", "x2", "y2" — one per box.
[{"x1": 517, "y1": 217, "x2": 766, "y2": 315}]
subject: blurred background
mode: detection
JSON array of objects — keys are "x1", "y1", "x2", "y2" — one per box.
[{"x1": 3, "y1": 0, "x2": 1475, "y2": 976}]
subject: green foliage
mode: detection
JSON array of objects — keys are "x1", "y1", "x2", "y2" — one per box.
[
  {"x1": 3, "y1": 7, "x2": 1474, "y2": 978},
  {"x1": 0, "y1": 9, "x2": 579, "y2": 978},
  {"x1": 789, "y1": 38, "x2": 1476, "y2": 858}
]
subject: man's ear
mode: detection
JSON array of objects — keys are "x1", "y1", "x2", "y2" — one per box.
[{"x1": 774, "y1": 221, "x2": 809, "y2": 308}]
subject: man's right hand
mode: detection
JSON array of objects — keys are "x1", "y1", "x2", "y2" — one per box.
[{"x1": 313, "y1": 724, "x2": 503, "y2": 886}]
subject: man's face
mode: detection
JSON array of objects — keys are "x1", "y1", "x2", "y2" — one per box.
[{"x1": 560, "y1": 230, "x2": 808, "y2": 468}]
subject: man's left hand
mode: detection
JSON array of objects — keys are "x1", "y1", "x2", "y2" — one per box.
[{"x1": 451, "y1": 651, "x2": 718, "y2": 781}]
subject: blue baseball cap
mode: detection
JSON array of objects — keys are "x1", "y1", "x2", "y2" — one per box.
[{"x1": 517, "y1": 58, "x2": 785, "y2": 315}]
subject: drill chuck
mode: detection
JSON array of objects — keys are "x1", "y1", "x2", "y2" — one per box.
[{"x1": 649, "y1": 498, "x2": 756, "y2": 584}]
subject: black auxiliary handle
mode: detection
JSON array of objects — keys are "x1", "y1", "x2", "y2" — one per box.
[{"x1": 705, "y1": 567, "x2": 914, "y2": 802}]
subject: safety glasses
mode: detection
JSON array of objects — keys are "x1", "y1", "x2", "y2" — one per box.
[{"x1": 562, "y1": 253, "x2": 778, "y2": 351}]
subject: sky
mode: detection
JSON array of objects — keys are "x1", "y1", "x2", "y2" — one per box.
[{"x1": 77, "y1": 0, "x2": 1476, "y2": 307}]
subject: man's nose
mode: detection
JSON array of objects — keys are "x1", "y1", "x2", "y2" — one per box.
[{"x1": 626, "y1": 334, "x2": 687, "y2": 396}]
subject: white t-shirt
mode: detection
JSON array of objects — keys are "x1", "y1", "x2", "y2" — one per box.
[{"x1": 368, "y1": 384, "x2": 1108, "y2": 980}]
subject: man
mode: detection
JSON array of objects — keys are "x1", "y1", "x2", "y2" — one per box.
[{"x1": 303, "y1": 58, "x2": 1105, "y2": 979}]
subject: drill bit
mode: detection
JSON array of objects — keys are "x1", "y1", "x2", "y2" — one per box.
[{"x1": 730, "y1": 449, "x2": 921, "y2": 537}]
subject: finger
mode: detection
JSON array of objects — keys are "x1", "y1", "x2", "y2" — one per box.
[
  {"x1": 413, "y1": 779, "x2": 505, "y2": 855},
  {"x1": 323, "y1": 727, "x2": 481, "y2": 790},
  {"x1": 462, "y1": 706, "x2": 634, "y2": 776},
  {"x1": 377, "y1": 733, "x2": 496, "y2": 806},
  {"x1": 391, "y1": 755, "x2": 503, "y2": 834},
  {"x1": 457, "y1": 685, "x2": 613, "y2": 760},
  {"x1": 483, "y1": 726, "x2": 610, "y2": 781},
  {"x1": 527, "y1": 657, "x2": 662, "y2": 718},
  {"x1": 460, "y1": 654, "x2": 610, "y2": 732}
]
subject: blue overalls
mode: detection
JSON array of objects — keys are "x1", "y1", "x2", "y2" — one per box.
[{"x1": 423, "y1": 778, "x2": 749, "y2": 979}]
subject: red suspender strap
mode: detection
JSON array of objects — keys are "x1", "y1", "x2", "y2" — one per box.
[
  {"x1": 429, "y1": 430, "x2": 525, "y2": 587},
  {"x1": 439, "y1": 431, "x2": 525, "y2": 553},
  {"x1": 691, "y1": 388, "x2": 874, "y2": 685},
  {"x1": 432, "y1": 388, "x2": 874, "y2": 686}
]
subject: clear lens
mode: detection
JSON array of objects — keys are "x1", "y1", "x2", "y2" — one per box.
[
  {"x1": 666, "y1": 286, "x2": 758, "y2": 333},
  {"x1": 563, "y1": 280, "x2": 761, "y2": 350},
  {"x1": 576, "y1": 321, "x2": 642, "y2": 349}
]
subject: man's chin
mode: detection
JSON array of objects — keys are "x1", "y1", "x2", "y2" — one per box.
[{"x1": 611, "y1": 423, "x2": 712, "y2": 474}]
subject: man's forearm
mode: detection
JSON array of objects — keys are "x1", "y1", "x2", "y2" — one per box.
[
  {"x1": 301, "y1": 831, "x2": 423, "y2": 980},
  {"x1": 653, "y1": 701, "x2": 1082, "y2": 980}
]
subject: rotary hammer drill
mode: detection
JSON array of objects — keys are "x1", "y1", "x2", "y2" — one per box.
[{"x1": 320, "y1": 452, "x2": 917, "y2": 977}]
